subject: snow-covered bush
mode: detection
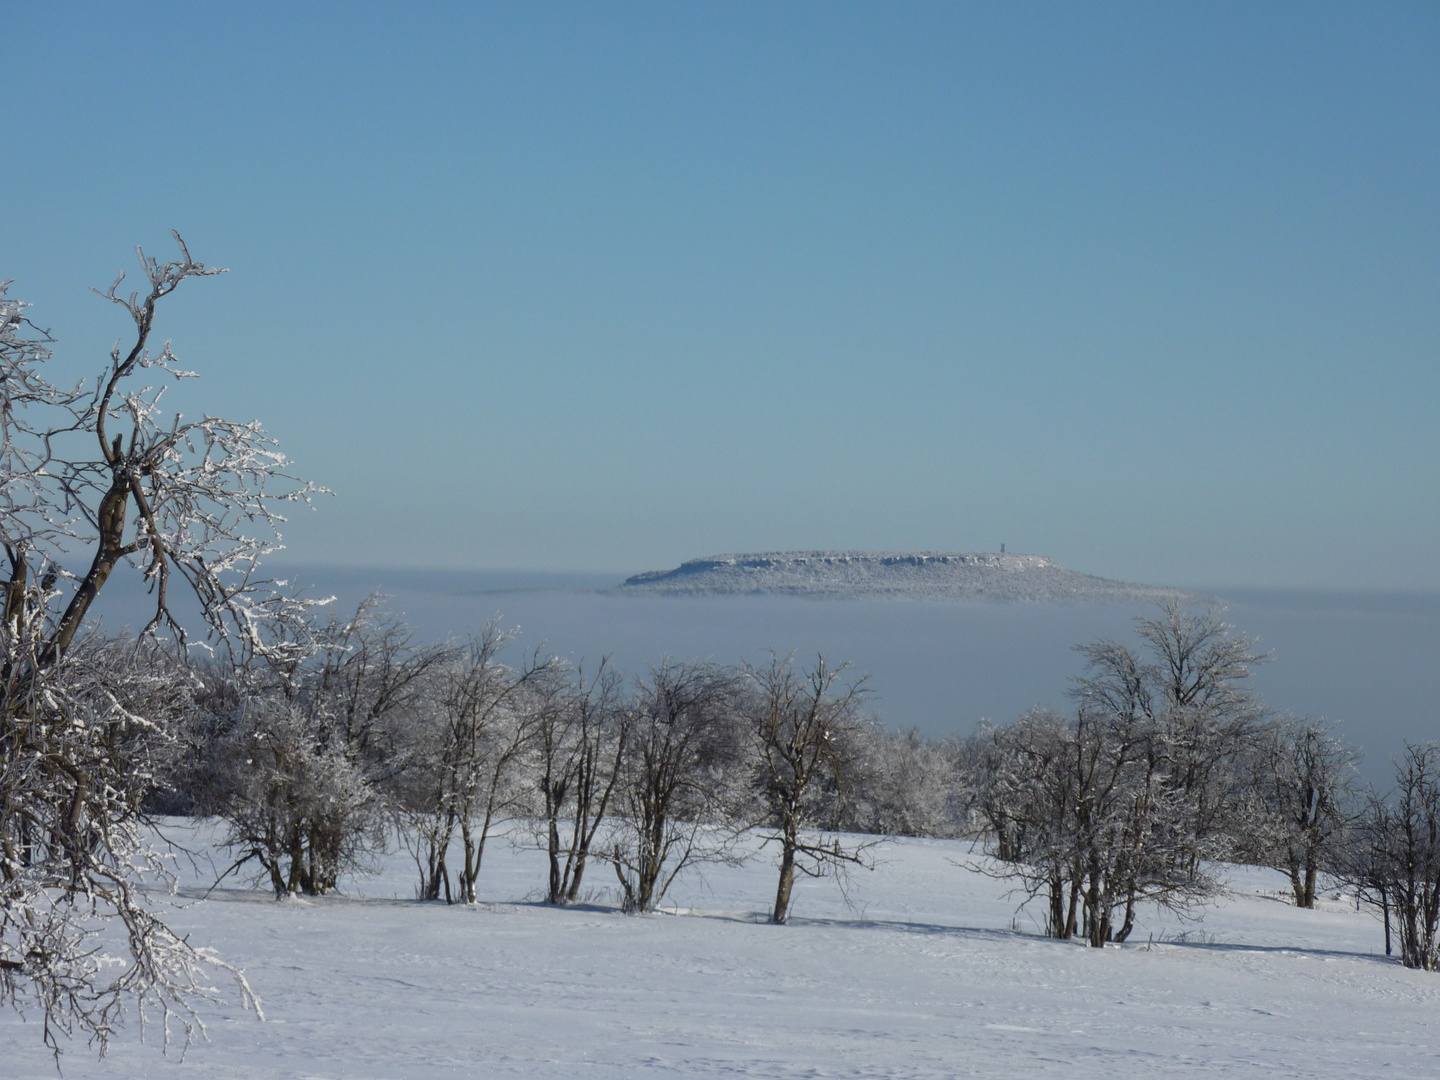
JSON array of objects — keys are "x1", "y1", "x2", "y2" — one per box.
[
  {"x1": 201, "y1": 599, "x2": 452, "y2": 898},
  {"x1": 841, "y1": 724, "x2": 970, "y2": 839},
  {"x1": 210, "y1": 693, "x2": 386, "y2": 898}
]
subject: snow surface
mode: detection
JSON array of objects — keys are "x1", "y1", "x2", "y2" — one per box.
[
  {"x1": 3, "y1": 822, "x2": 1434, "y2": 1079},
  {"x1": 619, "y1": 551, "x2": 1200, "y2": 604}
]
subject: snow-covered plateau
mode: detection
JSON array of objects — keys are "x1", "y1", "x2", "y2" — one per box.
[
  {"x1": 619, "y1": 551, "x2": 1201, "y2": 604},
  {"x1": 5, "y1": 821, "x2": 1433, "y2": 1079}
]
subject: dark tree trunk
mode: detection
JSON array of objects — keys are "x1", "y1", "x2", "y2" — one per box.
[
  {"x1": 1381, "y1": 886, "x2": 1392, "y2": 956},
  {"x1": 547, "y1": 816, "x2": 563, "y2": 904},
  {"x1": 1047, "y1": 873, "x2": 1067, "y2": 938},
  {"x1": 1114, "y1": 888, "x2": 1137, "y2": 943},
  {"x1": 773, "y1": 842, "x2": 797, "y2": 925}
]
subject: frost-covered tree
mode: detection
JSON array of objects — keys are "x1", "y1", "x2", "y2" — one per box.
[
  {"x1": 530, "y1": 659, "x2": 628, "y2": 905},
  {"x1": 204, "y1": 598, "x2": 451, "y2": 898},
  {"x1": 1247, "y1": 716, "x2": 1359, "y2": 908},
  {"x1": 977, "y1": 603, "x2": 1266, "y2": 946},
  {"x1": 210, "y1": 692, "x2": 384, "y2": 898},
  {"x1": 1, "y1": 240, "x2": 313, "y2": 1055},
  {"x1": 394, "y1": 627, "x2": 551, "y2": 903},
  {"x1": 1347, "y1": 745, "x2": 1440, "y2": 970},
  {"x1": 606, "y1": 661, "x2": 744, "y2": 913},
  {"x1": 1118, "y1": 603, "x2": 1270, "y2": 850},
  {"x1": 970, "y1": 708, "x2": 1086, "y2": 937},
  {"x1": 842, "y1": 726, "x2": 968, "y2": 839},
  {"x1": 741, "y1": 654, "x2": 876, "y2": 924}
]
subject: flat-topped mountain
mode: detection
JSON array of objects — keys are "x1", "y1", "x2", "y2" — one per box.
[{"x1": 618, "y1": 551, "x2": 1200, "y2": 603}]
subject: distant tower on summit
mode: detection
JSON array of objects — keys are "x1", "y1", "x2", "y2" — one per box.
[{"x1": 1000, "y1": 543, "x2": 1005, "y2": 554}]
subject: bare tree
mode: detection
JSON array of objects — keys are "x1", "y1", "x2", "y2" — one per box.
[
  {"x1": 395, "y1": 627, "x2": 550, "y2": 903},
  {"x1": 742, "y1": 654, "x2": 876, "y2": 924},
  {"x1": 976, "y1": 603, "x2": 1263, "y2": 946},
  {"x1": 606, "y1": 661, "x2": 743, "y2": 913},
  {"x1": 1248, "y1": 716, "x2": 1359, "y2": 908},
  {"x1": 1340, "y1": 792, "x2": 1399, "y2": 958},
  {"x1": 971, "y1": 708, "x2": 1085, "y2": 939},
  {"x1": 202, "y1": 598, "x2": 452, "y2": 898},
  {"x1": 531, "y1": 659, "x2": 629, "y2": 905},
  {"x1": 2, "y1": 240, "x2": 312, "y2": 1055},
  {"x1": 1069, "y1": 603, "x2": 1269, "y2": 866},
  {"x1": 1347, "y1": 745, "x2": 1440, "y2": 970}
]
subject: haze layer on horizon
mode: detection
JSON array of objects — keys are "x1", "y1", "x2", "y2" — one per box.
[{"x1": 7, "y1": 2, "x2": 1438, "y2": 591}]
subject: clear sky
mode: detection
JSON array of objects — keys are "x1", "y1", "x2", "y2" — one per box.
[{"x1": 6, "y1": 2, "x2": 1437, "y2": 589}]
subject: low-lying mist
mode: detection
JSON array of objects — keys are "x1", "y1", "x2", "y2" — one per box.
[{"x1": 90, "y1": 566, "x2": 1439, "y2": 787}]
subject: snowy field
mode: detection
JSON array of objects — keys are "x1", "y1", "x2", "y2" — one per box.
[{"x1": 3, "y1": 821, "x2": 1436, "y2": 1078}]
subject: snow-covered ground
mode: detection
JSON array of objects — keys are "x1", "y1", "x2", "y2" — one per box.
[{"x1": 4, "y1": 822, "x2": 1435, "y2": 1078}]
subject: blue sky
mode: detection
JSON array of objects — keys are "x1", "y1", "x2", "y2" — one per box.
[{"x1": 6, "y1": 2, "x2": 1437, "y2": 588}]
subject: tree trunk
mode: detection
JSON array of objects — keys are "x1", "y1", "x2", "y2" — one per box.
[
  {"x1": 458, "y1": 819, "x2": 478, "y2": 904},
  {"x1": 547, "y1": 816, "x2": 563, "y2": 904},
  {"x1": 1114, "y1": 888, "x2": 1137, "y2": 943},
  {"x1": 1084, "y1": 871, "x2": 1107, "y2": 948},
  {"x1": 1381, "y1": 886, "x2": 1392, "y2": 956},
  {"x1": 1047, "y1": 873, "x2": 1066, "y2": 938},
  {"x1": 1288, "y1": 863, "x2": 1306, "y2": 907},
  {"x1": 564, "y1": 846, "x2": 591, "y2": 904},
  {"x1": 772, "y1": 842, "x2": 797, "y2": 925}
]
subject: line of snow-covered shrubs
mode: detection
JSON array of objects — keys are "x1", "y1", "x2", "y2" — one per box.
[{"x1": 133, "y1": 596, "x2": 1439, "y2": 970}]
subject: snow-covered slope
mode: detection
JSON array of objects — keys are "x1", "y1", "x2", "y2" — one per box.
[
  {"x1": 620, "y1": 551, "x2": 1199, "y2": 603},
  {"x1": 4, "y1": 822, "x2": 1431, "y2": 1079}
]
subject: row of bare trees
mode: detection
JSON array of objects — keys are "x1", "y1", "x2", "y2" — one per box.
[
  {"x1": 1343, "y1": 745, "x2": 1440, "y2": 970},
  {"x1": 167, "y1": 592, "x2": 1440, "y2": 968},
  {"x1": 963, "y1": 602, "x2": 1440, "y2": 970},
  {"x1": 161, "y1": 604, "x2": 897, "y2": 926}
]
